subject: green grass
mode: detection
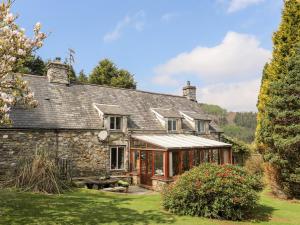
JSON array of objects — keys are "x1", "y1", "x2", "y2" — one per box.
[{"x1": 0, "y1": 188, "x2": 299, "y2": 225}]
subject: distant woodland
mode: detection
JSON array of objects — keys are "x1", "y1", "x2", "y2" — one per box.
[{"x1": 200, "y1": 103, "x2": 257, "y2": 143}]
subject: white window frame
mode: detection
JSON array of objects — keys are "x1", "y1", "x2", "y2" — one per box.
[
  {"x1": 109, "y1": 116, "x2": 122, "y2": 130},
  {"x1": 197, "y1": 120, "x2": 206, "y2": 133},
  {"x1": 110, "y1": 146, "x2": 125, "y2": 170},
  {"x1": 168, "y1": 119, "x2": 177, "y2": 131}
]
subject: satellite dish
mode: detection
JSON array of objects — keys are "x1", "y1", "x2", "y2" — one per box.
[{"x1": 98, "y1": 130, "x2": 108, "y2": 141}]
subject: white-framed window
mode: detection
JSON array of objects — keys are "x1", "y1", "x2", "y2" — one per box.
[
  {"x1": 109, "y1": 116, "x2": 122, "y2": 130},
  {"x1": 197, "y1": 120, "x2": 205, "y2": 133},
  {"x1": 168, "y1": 119, "x2": 177, "y2": 131},
  {"x1": 110, "y1": 146, "x2": 125, "y2": 170}
]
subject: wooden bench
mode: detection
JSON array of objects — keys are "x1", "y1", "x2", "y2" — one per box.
[{"x1": 73, "y1": 177, "x2": 119, "y2": 190}]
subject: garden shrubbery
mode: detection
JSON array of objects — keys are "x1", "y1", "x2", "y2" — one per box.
[
  {"x1": 245, "y1": 154, "x2": 264, "y2": 176},
  {"x1": 6, "y1": 149, "x2": 71, "y2": 194},
  {"x1": 162, "y1": 163, "x2": 263, "y2": 220}
]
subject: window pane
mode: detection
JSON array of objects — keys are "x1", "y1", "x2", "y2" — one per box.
[
  {"x1": 116, "y1": 117, "x2": 121, "y2": 130},
  {"x1": 111, "y1": 148, "x2": 117, "y2": 169},
  {"x1": 154, "y1": 152, "x2": 164, "y2": 176},
  {"x1": 198, "y1": 121, "x2": 205, "y2": 132},
  {"x1": 173, "y1": 120, "x2": 177, "y2": 131},
  {"x1": 148, "y1": 152, "x2": 153, "y2": 175},
  {"x1": 183, "y1": 151, "x2": 189, "y2": 171},
  {"x1": 172, "y1": 152, "x2": 180, "y2": 176},
  {"x1": 168, "y1": 120, "x2": 172, "y2": 131},
  {"x1": 194, "y1": 150, "x2": 201, "y2": 166},
  {"x1": 212, "y1": 149, "x2": 219, "y2": 163},
  {"x1": 204, "y1": 150, "x2": 209, "y2": 162},
  {"x1": 118, "y1": 147, "x2": 124, "y2": 169},
  {"x1": 110, "y1": 117, "x2": 115, "y2": 129},
  {"x1": 132, "y1": 150, "x2": 139, "y2": 171}
]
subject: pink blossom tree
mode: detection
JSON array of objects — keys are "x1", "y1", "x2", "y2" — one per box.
[{"x1": 0, "y1": 1, "x2": 46, "y2": 125}]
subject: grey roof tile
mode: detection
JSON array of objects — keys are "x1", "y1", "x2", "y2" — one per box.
[{"x1": 6, "y1": 75, "x2": 222, "y2": 132}]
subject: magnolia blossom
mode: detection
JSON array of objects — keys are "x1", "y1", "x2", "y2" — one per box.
[
  {"x1": 34, "y1": 22, "x2": 41, "y2": 31},
  {"x1": 17, "y1": 48, "x2": 26, "y2": 56},
  {"x1": 0, "y1": 1, "x2": 46, "y2": 126}
]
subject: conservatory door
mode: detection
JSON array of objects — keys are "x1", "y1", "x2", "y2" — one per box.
[{"x1": 140, "y1": 151, "x2": 153, "y2": 186}]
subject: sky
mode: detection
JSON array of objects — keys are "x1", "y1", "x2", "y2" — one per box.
[{"x1": 12, "y1": 0, "x2": 283, "y2": 112}]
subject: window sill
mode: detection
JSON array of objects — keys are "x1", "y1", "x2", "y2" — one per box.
[
  {"x1": 167, "y1": 130, "x2": 180, "y2": 133},
  {"x1": 197, "y1": 132, "x2": 209, "y2": 135},
  {"x1": 108, "y1": 130, "x2": 123, "y2": 132}
]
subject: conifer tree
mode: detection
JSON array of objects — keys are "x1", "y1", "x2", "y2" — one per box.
[
  {"x1": 78, "y1": 70, "x2": 88, "y2": 84},
  {"x1": 14, "y1": 55, "x2": 46, "y2": 75},
  {"x1": 89, "y1": 59, "x2": 118, "y2": 85},
  {"x1": 89, "y1": 59, "x2": 136, "y2": 89},
  {"x1": 256, "y1": 0, "x2": 300, "y2": 198},
  {"x1": 265, "y1": 44, "x2": 300, "y2": 197}
]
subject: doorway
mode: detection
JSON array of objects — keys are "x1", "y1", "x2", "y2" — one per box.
[{"x1": 140, "y1": 151, "x2": 153, "y2": 186}]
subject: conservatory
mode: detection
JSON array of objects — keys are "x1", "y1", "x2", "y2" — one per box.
[{"x1": 129, "y1": 134, "x2": 232, "y2": 189}]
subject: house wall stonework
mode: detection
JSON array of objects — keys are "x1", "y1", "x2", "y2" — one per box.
[{"x1": 0, "y1": 130, "x2": 128, "y2": 181}]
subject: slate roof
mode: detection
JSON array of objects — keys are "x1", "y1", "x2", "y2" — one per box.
[
  {"x1": 180, "y1": 111, "x2": 211, "y2": 121},
  {"x1": 151, "y1": 108, "x2": 183, "y2": 118},
  {"x1": 93, "y1": 103, "x2": 130, "y2": 116},
  {"x1": 6, "y1": 75, "x2": 221, "y2": 132}
]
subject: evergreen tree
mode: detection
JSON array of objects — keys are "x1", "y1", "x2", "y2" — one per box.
[
  {"x1": 89, "y1": 59, "x2": 118, "y2": 85},
  {"x1": 111, "y1": 69, "x2": 136, "y2": 89},
  {"x1": 68, "y1": 65, "x2": 77, "y2": 82},
  {"x1": 265, "y1": 44, "x2": 300, "y2": 197},
  {"x1": 78, "y1": 70, "x2": 88, "y2": 84},
  {"x1": 89, "y1": 59, "x2": 136, "y2": 89},
  {"x1": 14, "y1": 55, "x2": 46, "y2": 75},
  {"x1": 256, "y1": 0, "x2": 300, "y2": 198}
]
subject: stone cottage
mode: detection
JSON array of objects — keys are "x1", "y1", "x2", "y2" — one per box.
[{"x1": 0, "y1": 60, "x2": 231, "y2": 190}]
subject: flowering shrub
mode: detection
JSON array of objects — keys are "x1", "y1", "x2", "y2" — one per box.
[
  {"x1": 162, "y1": 163, "x2": 263, "y2": 220},
  {"x1": 0, "y1": 1, "x2": 46, "y2": 125}
]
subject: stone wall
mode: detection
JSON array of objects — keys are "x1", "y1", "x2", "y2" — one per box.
[{"x1": 0, "y1": 129, "x2": 128, "y2": 181}]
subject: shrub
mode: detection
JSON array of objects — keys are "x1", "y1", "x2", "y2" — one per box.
[
  {"x1": 6, "y1": 149, "x2": 70, "y2": 194},
  {"x1": 245, "y1": 154, "x2": 264, "y2": 176},
  {"x1": 162, "y1": 163, "x2": 263, "y2": 220}
]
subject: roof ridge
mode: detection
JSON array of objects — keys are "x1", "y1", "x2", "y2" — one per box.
[
  {"x1": 22, "y1": 74, "x2": 187, "y2": 99},
  {"x1": 21, "y1": 73, "x2": 47, "y2": 78}
]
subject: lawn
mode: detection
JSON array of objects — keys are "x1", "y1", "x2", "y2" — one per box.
[{"x1": 0, "y1": 188, "x2": 299, "y2": 225}]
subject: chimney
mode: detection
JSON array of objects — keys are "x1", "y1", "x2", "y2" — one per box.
[
  {"x1": 46, "y1": 58, "x2": 69, "y2": 84},
  {"x1": 183, "y1": 81, "x2": 197, "y2": 102}
]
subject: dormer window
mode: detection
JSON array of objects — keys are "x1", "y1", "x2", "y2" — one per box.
[
  {"x1": 93, "y1": 103, "x2": 129, "y2": 131},
  {"x1": 110, "y1": 116, "x2": 122, "y2": 130},
  {"x1": 197, "y1": 120, "x2": 206, "y2": 133},
  {"x1": 151, "y1": 108, "x2": 182, "y2": 131},
  {"x1": 180, "y1": 111, "x2": 211, "y2": 134},
  {"x1": 168, "y1": 119, "x2": 177, "y2": 131}
]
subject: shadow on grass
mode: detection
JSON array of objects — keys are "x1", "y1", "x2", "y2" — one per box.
[
  {"x1": 248, "y1": 203, "x2": 275, "y2": 223},
  {"x1": 0, "y1": 189, "x2": 176, "y2": 225}
]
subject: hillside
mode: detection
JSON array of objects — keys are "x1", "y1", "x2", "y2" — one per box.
[{"x1": 199, "y1": 103, "x2": 257, "y2": 143}]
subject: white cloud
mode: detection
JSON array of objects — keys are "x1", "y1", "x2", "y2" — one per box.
[
  {"x1": 103, "y1": 11, "x2": 145, "y2": 42},
  {"x1": 154, "y1": 31, "x2": 270, "y2": 85},
  {"x1": 198, "y1": 79, "x2": 260, "y2": 111},
  {"x1": 227, "y1": 0, "x2": 265, "y2": 13},
  {"x1": 161, "y1": 13, "x2": 179, "y2": 23}
]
